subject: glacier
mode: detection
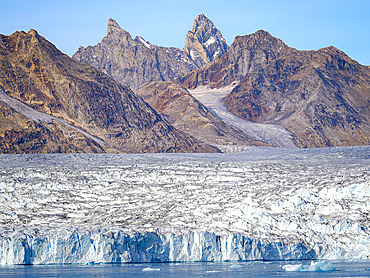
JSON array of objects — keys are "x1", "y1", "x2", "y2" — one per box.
[
  {"x1": 189, "y1": 85, "x2": 297, "y2": 148},
  {"x1": 0, "y1": 146, "x2": 369, "y2": 265}
]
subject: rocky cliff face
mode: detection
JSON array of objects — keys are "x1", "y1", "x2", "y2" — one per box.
[
  {"x1": 73, "y1": 16, "x2": 229, "y2": 91},
  {"x1": 181, "y1": 30, "x2": 370, "y2": 148},
  {"x1": 0, "y1": 30, "x2": 218, "y2": 153},
  {"x1": 184, "y1": 14, "x2": 229, "y2": 67},
  {"x1": 0, "y1": 98, "x2": 106, "y2": 154},
  {"x1": 72, "y1": 19, "x2": 198, "y2": 91},
  {"x1": 136, "y1": 81, "x2": 260, "y2": 146}
]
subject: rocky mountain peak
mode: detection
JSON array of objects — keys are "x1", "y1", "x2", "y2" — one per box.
[
  {"x1": 73, "y1": 18, "x2": 199, "y2": 91},
  {"x1": 0, "y1": 29, "x2": 218, "y2": 154},
  {"x1": 134, "y1": 36, "x2": 155, "y2": 49},
  {"x1": 192, "y1": 13, "x2": 212, "y2": 32},
  {"x1": 181, "y1": 30, "x2": 370, "y2": 148},
  {"x1": 107, "y1": 18, "x2": 123, "y2": 34},
  {"x1": 232, "y1": 30, "x2": 288, "y2": 53},
  {"x1": 184, "y1": 14, "x2": 229, "y2": 67},
  {"x1": 27, "y1": 29, "x2": 38, "y2": 36}
]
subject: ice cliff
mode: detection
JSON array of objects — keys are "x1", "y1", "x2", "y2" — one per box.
[
  {"x1": 0, "y1": 230, "x2": 315, "y2": 265},
  {"x1": 0, "y1": 147, "x2": 369, "y2": 264}
]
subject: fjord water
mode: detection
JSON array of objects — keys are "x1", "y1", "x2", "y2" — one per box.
[{"x1": 0, "y1": 261, "x2": 370, "y2": 278}]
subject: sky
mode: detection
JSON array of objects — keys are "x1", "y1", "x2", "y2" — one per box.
[{"x1": 1, "y1": 0, "x2": 369, "y2": 65}]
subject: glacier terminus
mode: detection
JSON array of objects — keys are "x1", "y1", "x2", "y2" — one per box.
[{"x1": 0, "y1": 146, "x2": 368, "y2": 265}]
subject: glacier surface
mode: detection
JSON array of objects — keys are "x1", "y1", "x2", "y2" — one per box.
[{"x1": 0, "y1": 146, "x2": 369, "y2": 264}]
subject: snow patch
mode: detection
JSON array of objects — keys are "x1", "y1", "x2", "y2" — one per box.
[
  {"x1": 213, "y1": 50, "x2": 220, "y2": 59},
  {"x1": 190, "y1": 49, "x2": 199, "y2": 60},
  {"x1": 204, "y1": 36, "x2": 216, "y2": 47},
  {"x1": 138, "y1": 37, "x2": 153, "y2": 49}
]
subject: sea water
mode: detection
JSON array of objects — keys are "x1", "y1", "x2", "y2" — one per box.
[{"x1": 0, "y1": 261, "x2": 369, "y2": 278}]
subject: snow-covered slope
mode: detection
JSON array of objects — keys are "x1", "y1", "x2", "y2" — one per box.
[
  {"x1": 189, "y1": 86, "x2": 297, "y2": 148},
  {"x1": 0, "y1": 146, "x2": 368, "y2": 264}
]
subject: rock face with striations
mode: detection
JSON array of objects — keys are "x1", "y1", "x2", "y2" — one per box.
[
  {"x1": 0, "y1": 95, "x2": 106, "y2": 154},
  {"x1": 0, "y1": 29, "x2": 218, "y2": 154},
  {"x1": 181, "y1": 30, "x2": 370, "y2": 148},
  {"x1": 184, "y1": 14, "x2": 229, "y2": 67},
  {"x1": 73, "y1": 19, "x2": 198, "y2": 91},
  {"x1": 136, "y1": 81, "x2": 259, "y2": 146}
]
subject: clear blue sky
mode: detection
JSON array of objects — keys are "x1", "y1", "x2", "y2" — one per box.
[{"x1": 1, "y1": 0, "x2": 369, "y2": 65}]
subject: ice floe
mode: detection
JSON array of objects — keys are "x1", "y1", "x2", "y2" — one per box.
[{"x1": 283, "y1": 260, "x2": 335, "y2": 272}]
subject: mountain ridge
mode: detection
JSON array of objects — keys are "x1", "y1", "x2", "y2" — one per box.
[
  {"x1": 73, "y1": 15, "x2": 228, "y2": 91},
  {"x1": 180, "y1": 30, "x2": 370, "y2": 148},
  {"x1": 73, "y1": 19, "x2": 198, "y2": 91},
  {"x1": 0, "y1": 29, "x2": 219, "y2": 154},
  {"x1": 1, "y1": 15, "x2": 368, "y2": 152},
  {"x1": 136, "y1": 80, "x2": 267, "y2": 147}
]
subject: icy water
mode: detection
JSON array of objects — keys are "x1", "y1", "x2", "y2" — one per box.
[{"x1": 0, "y1": 261, "x2": 370, "y2": 278}]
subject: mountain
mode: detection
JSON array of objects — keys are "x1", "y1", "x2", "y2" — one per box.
[
  {"x1": 0, "y1": 29, "x2": 218, "y2": 154},
  {"x1": 73, "y1": 19, "x2": 198, "y2": 91},
  {"x1": 184, "y1": 14, "x2": 229, "y2": 67},
  {"x1": 0, "y1": 87, "x2": 108, "y2": 153},
  {"x1": 136, "y1": 81, "x2": 263, "y2": 146},
  {"x1": 73, "y1": 15, "x2": 228, "y2": 91},
  {"x1": 180, "y1": 30, "x2": 370, "y2": 148}
]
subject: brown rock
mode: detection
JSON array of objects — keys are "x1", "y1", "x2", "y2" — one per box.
[
  {"x1": 137, "y1": 81, "x2": 257, "y2": 146},
  {"x1": 0, "y1": 30, "x2": 219, "y2": 153},
  {"x1": 0, "y1": 100, "x2": 107, "y2": 154},
  {"x1": 73, "y1": 18, "x2": 198, "y2": 91},
  {"x1": 180, "y1": 30, "x2": 370, "y2": 148}
]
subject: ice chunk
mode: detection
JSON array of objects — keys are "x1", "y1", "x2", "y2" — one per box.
[
  {"x1": 230, "y1": 264, "x2": 243, "y2": 268},
  {"x1": 283, "y1": 261, "x2": 335, "y2": 272},
  {"x1": 142, "y1": 267, "x2": 160, "y2": 271},
  {"x1": 282, "y1": 264, "x2": 303, "y2": 271}
]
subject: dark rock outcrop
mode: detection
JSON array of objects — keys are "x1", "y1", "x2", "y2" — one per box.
[
  {"x1": 181, "y1": 30, "x2": 370, "y2": 148},
  {"x1": 0, "y1": 29, "x2": 219, "y2": 153}
]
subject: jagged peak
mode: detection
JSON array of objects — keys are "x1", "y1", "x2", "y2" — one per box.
[
  {"x1": 318, "y1": 45, "x2": 342, "y2": 53},
  {"x1": 28, "y1": 29, "x2": 38, "y2": 36},
  {"x1": 184, "y1": 14, "x2": 229, "y2": 66},
  {"x1": 232, "y1": 30, "x2": 288, "y2": 51},
  {"x1": 234, "y1": 30, "x2": 274, "y2": 41},
  {"x1": 107, "y1": 18, "x2": 122, "y2": 34},
  {"x1": 134, "y1": 36, "x2": 155, "y2": 49},
  {"x1": 192, "y1": 13, "x2": 215, "y2": 33}
]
